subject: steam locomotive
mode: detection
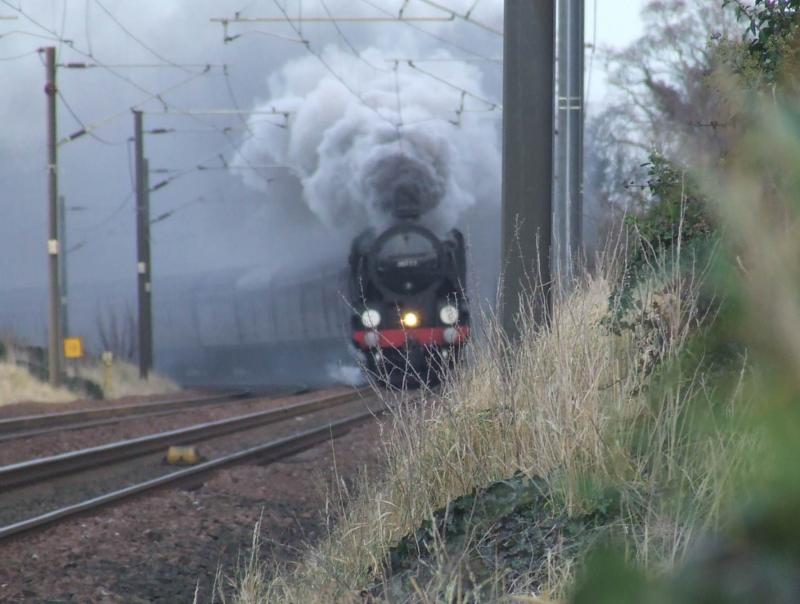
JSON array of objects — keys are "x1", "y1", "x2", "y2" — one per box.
[{"x1": 349, "y1": 188, "x2": 470, "y2": 387}]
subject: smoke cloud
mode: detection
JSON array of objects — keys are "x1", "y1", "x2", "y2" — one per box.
[
  {"x1": 236, "y1": 46, "x2": 501, "y2": 238},
  {"x1": 326, "y1": 362, "x2": 367, "y2": 387}
]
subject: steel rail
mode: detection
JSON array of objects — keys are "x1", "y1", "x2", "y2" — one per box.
[
  {"x1": 0, "y1": 389, "x2": 369, "y2": 491},
  {"x1": 0, "y1": 405, "x2": 384, "y2": 542},
  {"x1": 0, "y1": 391, "x2": 251, "y2": 438}
]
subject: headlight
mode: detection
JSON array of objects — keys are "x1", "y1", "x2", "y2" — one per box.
[
  {"x1": 439, "y1": 304, "x2": 459, "y2": 325},
  {"x1": 361, "y1": 309, "x2": 381, "y2": 329},
  {"x1": 401, "y1": 311, "x2": 420, "y2": 328}
]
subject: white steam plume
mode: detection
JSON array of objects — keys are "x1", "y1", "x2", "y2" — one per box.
[
  {"x1": 326, "y1": 362, "x2": 367, "y2": 387},
  {"x1": 235, "y1": 46, "x2": 500, "y2": 238}
]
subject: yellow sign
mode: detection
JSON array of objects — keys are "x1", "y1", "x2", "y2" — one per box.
[{"x1": 63, "y1": 337, "x2": 84, "y2": 359}]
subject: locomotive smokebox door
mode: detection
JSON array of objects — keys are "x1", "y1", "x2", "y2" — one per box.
[{"x1": 349, "y1": 220, "x2": 470, "y2": 388}]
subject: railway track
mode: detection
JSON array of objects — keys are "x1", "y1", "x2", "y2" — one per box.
[
  {"x1": 0, "y1": 387, "x2": 381, "y2": 542},
  {"x1": 0, "y1": 390, "x2": 256, "y2": 442},
  {"x1": 0, "y1": 389, "x2": 367, "y2": 490}
]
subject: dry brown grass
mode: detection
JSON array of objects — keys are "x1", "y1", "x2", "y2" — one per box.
[
  {"x1": 0, "y1": 362, "x2": 75, "y2": 406},
  {"x1": 219, "y1": 235, "x2": 747, "y2": 603},
  {"x1": 0, "y1": 340, "x2": 178, "y2": 406},
  {"x1": 69, "y1": 359, "x2": 179, "y2": 398},
  {"x1": 214, "y1": 79, "x2": 800, "y2": 603}
]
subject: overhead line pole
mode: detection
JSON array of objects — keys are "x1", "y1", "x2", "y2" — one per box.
[
  {"x1": 554, "y1": 0, "x2": 585, "y2": 290},
  {"x1": 59, "y1": 195, "x2": 69, "y2": 339},
  {"x1": 44, "y1": 46, "x2": 62, "y2": 386},
  {"x1": 143, "y1": 158, "x2": 153, "y2": 376},
  {"x1": 133, "y1": 110, "x2": 153, "y2": 379},
  {"x1": 568, "y1": 0, "x2": 585, "y2": 267},
  {"x1": 554, "y1": 0, "x2": 569, "y2": 289},
  {"x1": 500, "y1": 0, "x2": 556, "y2": 340}
]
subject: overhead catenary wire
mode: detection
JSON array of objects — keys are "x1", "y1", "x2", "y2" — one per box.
[
  {"x1": 319, "y1": 0, "x2": 392, "y2": 73},
  {"x1": 71, "y1": 110, "x2": 286, "y2": 253},
  {"x1": 6, "y1": 0, "x2": 504, "y2": 257},
  {"x1": 221, "y1": 65, "x2": 256, "y2": 134},
  {"x1": 264, "y1": 0, "x2": 401, "y2": 129},
  {"x1": 56, "y1": 65, "x2": 219, "y2": 146},
  {"x1": 76, "y1": 191, "x2": 135, "y2": 236},
  {"x1": 152, "y1": 165, "x2": 290, "y2": 173},
  {"x1": 210, "y1": 15, "x2": 454, "y2": 23},
  {"x1": 222, "y1": 28, "x2": 306, "y2": 44},
  {"x1": 356, "y1": 0, "x2": 498, "y2": 63},
  {"x1": 143, "y1": 116, "x2": 287, "y2": 132},
  {"x1": 70, "y1": 148, "x2": 252, "y2": 253},
  {"x1": 150, "y1": 196, "x2": 214, "y2": 225},
  {"x1": 4, "y1": 0, "x2": 160, "y2": 96},
  {"x1": 140, "y1": 104, "x2": 290, "y2": 189},
  {"x1": 140, "y1": 108, "x2": 290, "y2": 118},
  {"x1": 22, "y1": 4, "x2": 497, "y2": 140},
  {"x1": 233, "y1": 0, "x2": 260, "y2": 17},
  {"x1": 70, "y1": 147, "x2": 291, "y2": 253},
  {"x1": 56, "y1": 0, "x2": 67, "y2": 56},
  {"x1": 214, "y1": 0, "x2": 498, "y2": 64},
  {"x1": 0, "y1": 48, "x2": 38, "y2": 60},
  {"x1": 219, "y1": 64, "x2": 281, "y2": 185},
  {"x1": 142, "y1": 126, "x2": 282, "y2": 195},
  {"x1": 464, "y1": 0, "x2": 482, "y2": 16},
  {"x1": 143, "y1": 107, "x2": 301, "y2": 196},
  {"x1": 57, "y1": 62, "x2": 226, "y2": 69},
  {"x1": 3, "y1": 3, "x2": 287, "y2": 255},
  {"x1": 8, "y1": 1, "x2": 240, "y2": 154},
  {"x1": 403, "y1": 60, "x2": 500, "y2": 110},
  {"x1": 56, "y1": 88, "x2": 124, "y2": 146},
  {"x1": 92, "y1": 0, "x2": 194, "y2": 73},
  {"x1": 69, "y1": 132, "x2": 272, "y2": 252},
  {"x1": 2, "y1": 0, "x2": 217, "y2": 118},
  {"x1": 217, "y1": 1, "x2": 498, "y2": 132},
  {"x1": 384, "y1": 56, "x2": 501, "y2": 63},
  {"x1": 0, "y1": 29, "x2": 64, "y2": 43},
  {"x1": 298, "y1": 0, "x2": 303, "y2": 38},
  {"x1": 415, "y1": 0, "x2": 502, "y2": 36}
]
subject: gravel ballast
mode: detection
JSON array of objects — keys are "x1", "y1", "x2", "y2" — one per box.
[{"x1": 0, "y1": 402, "x2": 385, "y2": 602}]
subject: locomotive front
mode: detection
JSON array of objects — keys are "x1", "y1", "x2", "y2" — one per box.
[{"x1": 349, "y1": 219, "x2": 469, "y2": 386}]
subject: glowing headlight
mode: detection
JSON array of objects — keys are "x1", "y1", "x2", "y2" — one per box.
[
  {"x1": 361, "y1": 309, "x2": 381, "y2": 329},
  {"x1": 439, "y1": 304, "x2": 459, "y2": 325},
  {"x1": 401, "y1": 311, "x2": 420, "y2": 328}
]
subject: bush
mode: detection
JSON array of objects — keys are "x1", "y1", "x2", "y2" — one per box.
[
  {"x1": 725, "y1": 0, "x2": 800, "y2": 85},
  {"x1": 607, "y1": 153, "x2": 716, "y2": 336},
  {"x1": 63, "y1": 376, "x2": 104, "y2": 401}
]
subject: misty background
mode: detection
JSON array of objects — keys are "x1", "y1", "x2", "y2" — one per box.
[{"x1": 0, "y1": 0, "x2": 646, "y2": 384}]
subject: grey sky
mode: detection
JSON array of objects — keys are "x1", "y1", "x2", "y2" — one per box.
[
  {"x1": 587, "y1": 0, "x2": 645, "y2": 105},
  {"x1": 0, "y1": 0, "x2": 648, "y2": 294}
]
